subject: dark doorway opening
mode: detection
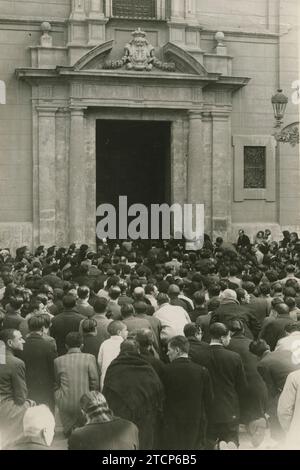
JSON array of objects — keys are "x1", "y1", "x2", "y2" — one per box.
[{"x1": 96, "y1": 120, "x2": 171, "y2": 239}]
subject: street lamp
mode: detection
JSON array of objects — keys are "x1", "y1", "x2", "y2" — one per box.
[
  {"x1": 271, "y1": 89, "x2": 299, "y2": 146},
  {"x1": 271, "y1": 89, "x2": 288, "y2": 128}
]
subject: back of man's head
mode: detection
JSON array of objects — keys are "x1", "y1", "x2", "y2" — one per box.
[
  {"x1": 93, "y1": 297, "x2": 108, "y2": 314},
  {"x1": 65, "y1": 332, "x2": 83, "y2": 349},
  {"x1": 135, "y1": 328, "x2": 154, "y2": 349},
  {"x1": 209, "y1": 322, "x2": 229, "y2": 340},
  {"x1": 260, "y1": 283, "x2": 271, "y2": 296},
  {"x1": 168, "y1": 284, "x2": 180, "y2": 297},
  {"x1": 249, "y1": 339, "x2": 270, "y2": 358},
  {"x1": 23, "y1": 405, "x2": 55, "y2": 446},
  {"x1": 242, "y1": 281, "x2": 255, "y2": 294},
  {"x1": 168, "y1": 335, "x2": 190, "y2": 354},
  {"x1": 272, "y1": 283, "x2": 283, "y2": 294},
  {"x1": 286, "y1": 265, "x2": 296, "y2": 274},
  {"x1": 62, "y1": 294, "x2": 76, "y2": 309},
  {"x1": 77, "y1": 286, "x2": 90, "y2": 300},
  {"x1": 107, "y1": 320, "x2": 126, "y2": 336},
  {"x1": 121, "y1": 303, "x2": 134, "y2": 319},
  {"x1": 81, "y1": 318, "x2": 97, "y2": 334},
  {"x1": 228, "y1": 319, "x2": 244, "y2": 335},
  {"x1": 109, "y1": 286, "x2": 121, "y2": 300},
  {"x1": 284, "y1": 296, "x2": 296, "y2": 309},
  {"x1": 133, "y1": 301, "x2": 148, "y2": 315},
  {"x1": 157, "y1": 293, "x2": 169, "y2": 305},
  {"x1": 120, "y1": 339, "x2": 140, "y2": 355},
  {"x1": 9, "y1": 296, "x2": 23, "y2": 311},
  {"x1": 184, "y1": 323, "x2": 201, "y2": 339},
  {"x1": 275, "y1": 302, "x2": 290, "y2": 316},
  {"x1": 193, "y1": 291, "x2": 206, "y2": 306},
  {"x1": 28, "y1": 315, "x2": 45, "y2": 333},
  {"x1": 284, "y1": 287, "x2": 296, "y2": 298},
  {"x1": 133, "y1": 287, "x2": 145, "y2": 300}
]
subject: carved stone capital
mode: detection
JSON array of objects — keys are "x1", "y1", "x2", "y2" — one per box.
[
  {"x1": 188, "y1": 109, "x2": 203, "y2": 120},
  {"x1": 69, "y1": 106, "x2": 87, "y2": 116},
  {"x1": 36, "y1": 106, "x2": 58, "y2": 116}
]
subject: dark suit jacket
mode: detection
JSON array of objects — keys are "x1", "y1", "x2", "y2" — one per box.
[
  {"x1": 227, "y1": 335, "x2": 268, "y2": 421},
  {"x1": 197, "y1": 344, "x2": 248, "y2": 424},
  {"x1": 260, "y1": 315, "x2": 294, "y2": 351},
  {"x1": 68, "y1": 418, "x2": 139, "y2": 450},
  {"x1": 211, "y1": 301, "x2": 259, "y2": 339},
  {"x1": 82, "y1": 333, "x2": 102, "y2": 359},
  {"x1": 50, "y1": 309, "x2": 85, "y2": 355},
  {"x1": 2, "y1": 313, "x2": 23, "y2": 330},
  {"x1": 188, "y1": 338, "x2": 212, "y2": 366},
  {"x1": 248, "y1": 294, "x2": 270, "y2": 326},
  {"x1": 21, "y1": 333, "x2": 57, "y2": 409},
  {"x1": 257, "y1": 350, "x2": 300, "y2": 399},
  {"x1": 162, "y1": 357, "x2": 213, "y2": 450},
  {"x1": 42, "y1": 273, "x2": 63, "y2": 289}
]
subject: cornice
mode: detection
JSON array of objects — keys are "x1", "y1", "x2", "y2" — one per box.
[{"x1": 0, "y1": 15, "x2": 66, "y2": 27}]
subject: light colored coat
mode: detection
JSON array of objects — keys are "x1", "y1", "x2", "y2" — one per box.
[{"x1": 278, "y1": 370, "x2": 300, "y2": 449}]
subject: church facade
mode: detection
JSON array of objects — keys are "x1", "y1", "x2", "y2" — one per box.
[{"x1": 0, "y1": 0, "x2": 299, "y2": 251}]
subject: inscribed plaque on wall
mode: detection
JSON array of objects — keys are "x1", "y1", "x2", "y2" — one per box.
[{"x1": 112, "y1": 0, "x2": 156, "y2": 18}]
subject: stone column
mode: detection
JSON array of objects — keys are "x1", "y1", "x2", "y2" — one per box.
[
  {"x1": 69, "y1": 107, "x2": 87, "y2": 244},
  {"x1": 55, "y1": 108, "x2": 70, "y2": 246},
  {"x1": 202, "y1": 112, "x2": 213, "y2": 235},
  {"x1": 187, "y1": 110, "x2": 204, "y2": 204},
  {"x1": 186, "y1": 110, "x2": 204, "y2": 246},
  {"x1": 37, "y1": 106, "x2": 57, "y2": 246},
  {"x1": 211, "y1": 111, "x2": 231, "y2": 239}
]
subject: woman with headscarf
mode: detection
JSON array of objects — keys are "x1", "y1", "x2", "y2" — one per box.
[
  {"x1": 103, "y1": 339, "x2": 164, "y2": 450},
  {"x1": 68, "y1": 391, "x2": 139, "y2": 450}
]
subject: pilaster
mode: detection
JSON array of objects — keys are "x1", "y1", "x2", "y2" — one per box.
[
  {"x1": 69, "y1": 106, "x2": 88, "y2": 244},
  {"x1": 36, "y1": 106, "x2": 57, "y2": 246},
  {"x1": 211, "y1": 111, "x2": 231, "y2": 239}
]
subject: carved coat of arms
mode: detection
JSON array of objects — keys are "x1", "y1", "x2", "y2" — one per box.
[
  {"x1": 125, "y1": 28, "x2": 154, "y2": 71},
  {"x1": 103, "y1": 28, "x2": 175, "y2": 72}
]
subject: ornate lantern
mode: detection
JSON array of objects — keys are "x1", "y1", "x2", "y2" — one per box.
[{"x1": 271, "y1": 89, "x2": 288, "y2": 128}]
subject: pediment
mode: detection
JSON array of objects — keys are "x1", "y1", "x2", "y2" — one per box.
[
  {"x1": 73, "y1": 40, "x2": 114, "y2": 71},
  {"x1": 162, "y1": 43, "x2": 208, "y2": 76},
  {"x1": 72, "y1": 31, "x2": 208, "y2": 76}
]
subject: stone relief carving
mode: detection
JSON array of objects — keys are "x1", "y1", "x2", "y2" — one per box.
[
  {"x1": 275, "y1": 123, "x2": 299, "y2": 147},
  {"x1": 103, "y1": 28, "x2": 175, "y2": 72}
]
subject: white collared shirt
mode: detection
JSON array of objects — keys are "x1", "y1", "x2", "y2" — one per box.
[{"x1": 97, "y1": 335, "x2": 123, "y2": 390}]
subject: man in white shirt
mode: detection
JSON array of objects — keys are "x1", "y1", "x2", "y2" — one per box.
[
  {"x1": 154, "y1": 293, "x2": 191, "y2": 344},
  {"x1": 97, "y1": 320, "x2": 128, "y2": 390}
]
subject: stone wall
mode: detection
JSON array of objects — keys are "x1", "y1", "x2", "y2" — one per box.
[
  {"x1": 0, "y1": 3, "x2": 67, "y2": 250},
  {"x1": 0, "y1": 0, "x2": 299, "y2": 249}
]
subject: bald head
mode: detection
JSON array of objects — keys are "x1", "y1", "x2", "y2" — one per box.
[
  {"x1": 133, "y1": 287, "x2": 145, "y2": 300},
  {"x1": 168, "y1": 284, "x2": 180, "y2": 297}
]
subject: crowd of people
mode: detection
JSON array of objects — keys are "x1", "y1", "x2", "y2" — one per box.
[{"x1": 1, "y1": 228, "x2": 300, "y2": 450}]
